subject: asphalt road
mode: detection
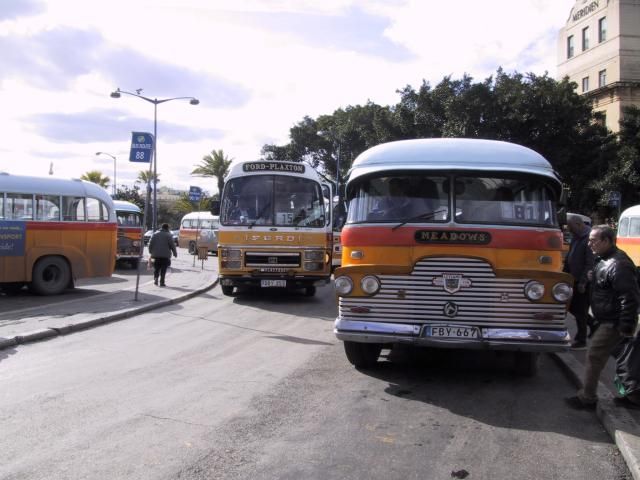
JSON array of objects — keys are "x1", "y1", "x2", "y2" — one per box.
[{"x1": 0, "y1": 284, "x2": 631, "y2": 480}]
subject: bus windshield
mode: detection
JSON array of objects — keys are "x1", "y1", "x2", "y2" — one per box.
[
  {"x1": 346, "y1": 173, "x2": 558, "y2": 227},
  {"x1": 221, "y1": 175, "x2": 326, "y2": 228}
]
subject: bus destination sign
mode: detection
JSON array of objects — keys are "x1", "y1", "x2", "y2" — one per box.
[
  {"x1": 414, "y1": 230, "x2": 492, "y2": 245},
  {"x1": 242, "y1": 162, "x2": 305, "y2": 173}
]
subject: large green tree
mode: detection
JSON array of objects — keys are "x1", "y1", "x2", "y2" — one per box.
[
  {"x1": 192, "y1": 149, "x2": 233, "y2": 196},
  {"x1": 80, "y1": 170, "x2": 110, "y2": 189}
]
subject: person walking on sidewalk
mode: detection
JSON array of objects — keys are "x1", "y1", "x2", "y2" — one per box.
[
  {"x1": 563, "y1": 214, "x2": 595, "y2": 350},
  {"x1": 149, "y1": 223, "x2": 177, "y2": 287},
  {"x1": 565, "y1": 225, "x2": 640, "y2": 410}
]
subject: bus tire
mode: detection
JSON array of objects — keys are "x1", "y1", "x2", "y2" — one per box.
[
  {"x1": 304, "y1": 286, "x2": 316, "y2": 297},
  {"x1": 188, "y1": 241, "x2": 196, "y2": 254},
  {"x1": 514, "y1": 352, "x2": 539, "y2": 377},
  {"x1": 129, "y1": 258, "x2": 139, "y2": 269},
  {"x1": 221, "y1": 285, "x2": 234, "y2": 296},
  {"x1": 343, "y1": 341, "x2": 382, "y2": 369},
  {"x1": 31, "y1": 256, "x2": 71, "y2": 296}
]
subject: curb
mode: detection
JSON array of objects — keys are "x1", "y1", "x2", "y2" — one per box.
[
  {"x1": 0, "y1": 277, "x2": 219, "y2": 351},
  {"x1": 551, "y1": 352, "x2": 640, "y2": 480}
]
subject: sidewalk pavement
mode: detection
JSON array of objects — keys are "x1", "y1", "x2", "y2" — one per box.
[
  {"x1": 0, "y1": 248, "x2": 218, "y2": 350},
  {"x1": 1, "y1": 272, "x2": 639, "y2": 478}
]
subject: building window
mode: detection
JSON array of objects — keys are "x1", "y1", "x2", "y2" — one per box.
[
  {"x1": 582, "y1": 27, "x2": 590, "y2": 51},
  {"x1": 599, "y1": 17, "x2": 607, "y2": 43},
  {"x1": 567, "y1": 35, "x2": 574, "y2": 58},
  {"x1": 582, "y1": 76, "x2": 589, "y2": 93},
  {"x1": 599, "y1": 69, "x2": 607, "y2": 88}
]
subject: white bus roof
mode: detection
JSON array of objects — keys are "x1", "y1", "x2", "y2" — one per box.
[
  {"x1": 225, "y1": 160, "x2": 322, "y2": 182},
  {"x1": 348, "y1": 139, "x2": 560, "y2": 185},
  {"x1": 181, "y1": 211, "x2": 219, "y2": 220},
  {"x1": 0, "y1": 172, "x2": 114, "y2": 205},
  {"x1": 113, "y1": 200, "x2": 141, "y2": 213},
  {"x1": 620, "y1": 205, "x2": 640, "y2": 218}
]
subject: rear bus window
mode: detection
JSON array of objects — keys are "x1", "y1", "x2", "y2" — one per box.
[
  {"x1": 36, "y1": 195, "x2": 61, "y2": 221},
  {"x1": 63, "y1": 196, "x2": 86, "y2": 221},
  {"x1": 87, "y1": 198, "x2": 109, "y2": 221}
]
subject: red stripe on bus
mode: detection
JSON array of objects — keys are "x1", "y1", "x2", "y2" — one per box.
[
  {"x1": 26, "y1": 222, "x2": 117, "y2": 232},
  {"x1": 341, "y1": 226, "x2": 563, "y2": 250},
  {"x1": 617, "y1": 237, "x2": 640, "y2": 245}
]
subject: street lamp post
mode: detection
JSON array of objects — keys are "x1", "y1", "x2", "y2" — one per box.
[
  {"x1": 95, "y1": 151, "x2": 117, "y2": 196},
  {"x1": 110, "y1": 88, "x2": 199, "y2": 231}
]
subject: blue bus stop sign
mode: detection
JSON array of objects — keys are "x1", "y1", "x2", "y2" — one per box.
[
  {"x1": 129, "y1": 132, "x2": 154, "y2": 163},
  {"x1": 189, "y1": 186, "x2": 202, "y2": 202}
]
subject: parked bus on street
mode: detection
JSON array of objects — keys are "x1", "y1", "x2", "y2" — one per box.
[
  {"x1": 178, "y1": 211, "x2": 219, "y2": 254},
  {"x1": 0, "y1": 173, "x2": 117, "y2": 295},
  {"x1": 218, "y1": 161, "x2": 333, "y2": 296},
  {"x1": 113, "y1": 200, "x2": 143, "y2": 268},
  {"x1": 616, "y1": 205, "x2": 640, "y2": 268},
  {"x1": 333, "y1": 138, "x2": 573, "y2": 375}
]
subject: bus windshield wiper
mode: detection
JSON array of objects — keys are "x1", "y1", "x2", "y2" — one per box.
[
  {"x1": 248, "y1": 203, "x2": 271, "y2": 229},
  {"x1": 391, "y1": 209, "x2": 447, "y2": 231}
]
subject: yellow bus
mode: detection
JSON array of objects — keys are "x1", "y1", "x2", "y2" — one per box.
[
  {"x1": 0, "y1": 173, "x2": 117, "y2": 295},
  {"x1": 178, "y1": 211, "x2": 219, "y2": 254},
  {"x1": 333, "y1": 139, "x2": 573, "y2": 375},
  {"x1": 113, "y1": 200, "x2": 143, "y2": 268},
  {"x1": 218, "y1": 161, "x2": 333, "y2": 296},
  {"x1": 617, "y1": 205, "x2": 640, "y2": 267}
]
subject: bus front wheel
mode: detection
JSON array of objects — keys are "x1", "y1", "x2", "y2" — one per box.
[
  {"x1": 304, "y1": 286, "x2": 316, "y2": 297},
  {"x1": 343, "y1": 341, "x2": 382, "y2": 369},
  {"x1": 31, "y1": 256, "x2": 71, "y2": 296},
  {"x1": 221, "y1": 285, "x2": 234, "y2": 296}
]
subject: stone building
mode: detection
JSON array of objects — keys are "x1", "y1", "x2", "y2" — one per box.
[{"x1": 557, "y1": 0, "x2": 640, "y2": 132}]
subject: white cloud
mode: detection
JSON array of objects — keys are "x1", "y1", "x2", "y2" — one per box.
[{"x1": 0, "y1": 0, "x2": 576, "y2": 193}]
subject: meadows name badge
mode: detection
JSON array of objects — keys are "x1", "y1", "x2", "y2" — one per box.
[{"x1": 414, "y1": 230, "x2": 491, "y2": 245}]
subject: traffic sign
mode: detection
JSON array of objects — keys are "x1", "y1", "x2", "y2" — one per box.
[
  {"x1": 129, "y1": 132, "x2": 154, "y2": 163},
  {"x1": 189, "y1": 186, "x2": 202, "y2": 202}
]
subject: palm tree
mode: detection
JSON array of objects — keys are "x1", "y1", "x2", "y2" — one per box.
[
  {"x1": 174, "y1": 193, "x2": 211, "y2": 215},
  {"x1": 81, "y1": 170, "x2": 110, "y2": 189},
  {"x1": 136, "y1": 170, "x2": 159, "y2": 187},
  {"x1": 191, "y1": 149, "x2": 233, "y2": 196}
]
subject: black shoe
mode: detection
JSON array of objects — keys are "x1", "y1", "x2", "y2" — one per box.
[
  {"x1": 160, "y1": 283, "x2": 166, "y2": 287},
  {"x1": 613, "y1": 396, "x2": 640, "y2": 410},
  {"x1": 154, "y1": 278, "x2": 158, "y2": 285},
  {"x1": 571, "y1": 341, "x2": 587, "y2": 350},
  {"x1": 565, "y1": 396, "x2": 597, "y2": 411}
]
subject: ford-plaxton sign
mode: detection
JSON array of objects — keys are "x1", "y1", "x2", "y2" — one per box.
[{"x1": 242, "y1": 162, "x2": 305, "y2": 173}]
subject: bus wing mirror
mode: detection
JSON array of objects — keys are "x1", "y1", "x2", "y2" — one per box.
[
  {"x1": 557, "y1": 207, "x2": 567, "y2": 226},
  {"x1": 210, "y1": 200, "x2": 220, "y2": 216}
]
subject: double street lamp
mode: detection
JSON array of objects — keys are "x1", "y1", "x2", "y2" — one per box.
[
  {"x1": 110, "y1": 88, "x2": 200, "y2": 231},
  {"x1": 95, "y1": 151, "x2": 117, "y2": 196}
]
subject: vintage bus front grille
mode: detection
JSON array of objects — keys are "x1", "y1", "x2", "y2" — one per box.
[
  {"x1": 244, "y1": 252, "x2": 301, "y2": 268},
  {"x1": 339, "y1": 257, "x2": 566, "y2": 329}
]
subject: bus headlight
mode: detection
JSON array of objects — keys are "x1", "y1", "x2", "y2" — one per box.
[
  {"x1": 524, "y1": 281, "x2": 545, "y2": 301},
  {"x1": 304, "y1": 262, "x2": 323, "y2": 271},
  {"x1": 552, "y1": 282, "x2": 573, "y2": 302},
  {"x1": 221, "y1": 248, "x2": 241, "y2": 260},
  {"x1": 334, "y1": 276, "x2": 353, "y2": 296},
  {"x1": 304, "y1": 250, "x2": 324, "y2": 261},
  {"x1": 360, "y1": 275, "x2": 380, "y2": 295},
  {"x1": 132, "y1": 240, "x2": 141, "y2": 247}
]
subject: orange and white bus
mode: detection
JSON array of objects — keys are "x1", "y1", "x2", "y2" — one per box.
[
  {"x1": 113, "y1": 200, "x2": 143, "y2": 268},
  {"x1": 0, "y1": 173, "x2": 117, "y2": 295},
  {"x1": 333, "y1": 139, "x2": 573, "y2": 375},
  {"x1": 218, "y1": 161, "x2": 333, "y2": 296},
  {"x1": 616, "y1": 205, "x2": 640, "y2": 267},
  {"x1": 178, "y1": 211, "x2": 219, "y2": 254}
]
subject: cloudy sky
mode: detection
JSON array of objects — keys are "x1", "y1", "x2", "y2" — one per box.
[{"x1": 0, "y1": 0, "x2": 577, "y2": 195}]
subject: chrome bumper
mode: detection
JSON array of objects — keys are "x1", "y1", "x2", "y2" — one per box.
[{"x1": 334, "y1": 318, "x2": 570, "y2": 352}]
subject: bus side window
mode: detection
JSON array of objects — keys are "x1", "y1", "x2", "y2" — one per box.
[
  {"x1": 87, "y1": 198, "x2": 109, "y2": 222},
  {"x1": 36, "y1": 195, "x2": 61, "y2": 221},
  {"x1": 63, "y1": 196, "x2": 85, "y2": 221},
  {"x1": 6, "y1": 193, "x2": 33, "y2": 220},
  {"x1": 0, "y1": 194, "x2": 4, "y2": 219},
  {"x1": 618, "y1": 217, "x2": 629, "y2": 237},
  {"x1": 630, "y1": 218, "x2": 640, "y2": 237}
]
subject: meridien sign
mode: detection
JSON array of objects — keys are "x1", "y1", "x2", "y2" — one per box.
[{"x1": 572, "y1": 1, "x2": 600, "y2": 22}]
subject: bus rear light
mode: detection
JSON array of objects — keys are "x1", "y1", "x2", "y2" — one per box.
[
  {"x1": 350, "y1": 250, "x2": 364, "y2": 259},
  {"x1": 360, "y1": 275, "x2": 380, "y2": 295},
  {"x1": 547, "y1": 235, "x2": 562, "y2": 248},
  {"x1": 552, "y1": 282, "x2": 572, "y2": 302},
  {"x1": 524, "y1": 281, "x2": 545, "y2": 301},
  {"x1": 334, "y1": 276, "x2": 353, "y2": 295}
]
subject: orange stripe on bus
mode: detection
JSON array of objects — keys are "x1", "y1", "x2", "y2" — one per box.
[
  {"x1": 617, "y1": 237, "x2": 640, "y2": 245},
  {"x1": 341, "y1": 226, "x2": 563, "y2": 250}
]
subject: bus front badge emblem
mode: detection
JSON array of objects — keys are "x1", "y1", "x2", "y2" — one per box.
[
  {"x1": 443, "y1": 302, "x2": 458, "y2": 317},
  {"x1": 433, "y1": 273, "x2": 471, "y2": 294}
]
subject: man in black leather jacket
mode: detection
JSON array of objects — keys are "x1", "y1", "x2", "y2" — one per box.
[{"x1": 566, "y1": 225, "x2": 640, "y2": 410}]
